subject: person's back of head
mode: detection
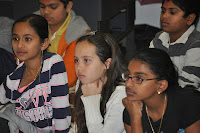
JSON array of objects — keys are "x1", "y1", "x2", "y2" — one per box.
[{"x1": 162, "y1": 0, "x2": 200, "y2": 26}]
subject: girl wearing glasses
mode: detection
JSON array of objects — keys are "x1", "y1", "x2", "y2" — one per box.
[
  {"x1": 122, "y1": 48, "x2": 200, "y2": 133},
  {"x1": 70, "y1": 32, "x2": 127, "y2": 133}
]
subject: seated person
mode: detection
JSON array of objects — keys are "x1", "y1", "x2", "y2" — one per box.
[
  {"x1": 70, "y1": 32, "x2": 127, "y2": 133},
  {"x1": 123, "y1": 48, "x2": 200, "y2": 133},
  {"x1": 0, "y1": 17, "x2": 16, "y2": 84},
  {"x1": 150, "y1": 0, "x2": 200, "y2": 91},
  {"x1": 39, "y1": 0, "x2": 90, "y2": 87}
]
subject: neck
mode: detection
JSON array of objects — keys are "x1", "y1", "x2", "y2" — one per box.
[
  {"x1": 25, "y1": 56, "x2": 42, "y2": 74},
  {"x1": 168, "y1": 27, "x2": 189, "y2": 43},
  {"x1": 49, "y1": 14, "x2": 68, "y2": 35},
  {"x1": 144, "y1": 94, "x2": 166, "y2": 113},
  {"x1": 49, "y1": 25, "x2": 60, "y2": 35}
]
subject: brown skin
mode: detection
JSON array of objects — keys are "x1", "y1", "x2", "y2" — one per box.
[
  {"x1": 123, "y1": 59, "x2": 200, "y2": 133},
  {"x1": 39, "y1": 0, "x2": 73, "y2": 35},
  {"x1": 160, "y1": 0, "x2": 196, "y2": 43},
  {"x1": 12, "y1": 22, "x2": 49, "y2": 87},
  {"x1": 123, "y1": 59, "x2": 167, "y2": 133}
]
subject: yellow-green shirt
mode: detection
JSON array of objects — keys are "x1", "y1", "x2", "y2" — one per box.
[{"x1": 47, "y1": 12, "x2": 72, "y2": 53}]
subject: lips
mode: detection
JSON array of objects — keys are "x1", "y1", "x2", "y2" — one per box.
[
  {"x1": 44, "y1": 15, "x2": 51, "y2": 21},
  {"x1": 126, "y1": 88, "x2": 136, "y2": 96},
  {"x1": 16, "y1": 51, "x2": 27, "y2": 56},
  {"x1": 161, "y1": 21, "x2": 169, "y2": 26},
  {"x1": 78, "y1": 74, "x2": 85, "y2": 79}
]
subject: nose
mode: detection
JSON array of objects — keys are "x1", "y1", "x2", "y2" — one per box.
[
  {"x1": 16, "y1": 40, "x2": 25, "y2": 49},
  {"x1": 43, "y1": 7, "x2": 50, "y2": 15},
  {"x1": 161, "y1": 12, "x2": 168, "y2": 20},
  {"x1": 75, "y1": 61, "x2": 83, "y2": 72},
  {"x1": 125, "y1": 78, "x2": 134, "y2": 88}
]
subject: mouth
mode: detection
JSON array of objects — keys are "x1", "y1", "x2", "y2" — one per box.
[
  {"x1": 16, "y1": 51, "x2": 27, "y2": 56},
  {"x1": 44, "y1": 16, "x2": 51, "y2": 21},
  {"x1": 161, "y1": 21, "x2": 169, "y2": 26},
  {"x1": 126, "y1": 89, "x2": 136, "y2": 96},
  {"x1": 78, "y1": 74, "x2": 85, "y2": 79}
]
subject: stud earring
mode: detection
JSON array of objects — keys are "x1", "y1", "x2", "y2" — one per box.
[{"x1": 158, "y1": 91, "x2": 161, "y2": 95}]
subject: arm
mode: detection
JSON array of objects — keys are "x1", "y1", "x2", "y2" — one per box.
[
  {"x1": 185, "y1": 120, "x2": 200, "y2": 133},
  {"x1": 81, "y1": 87, "x2": 126, "y2": 133},
  {"x1": 178, "y1": 46, "x2": 200, "y2": 90},
  {"x1": 50, "y1": 55, "x2": 71, "y2": 132},
  {"x1": 122, "y1": 97, "x2": 143, "y2": 133}
]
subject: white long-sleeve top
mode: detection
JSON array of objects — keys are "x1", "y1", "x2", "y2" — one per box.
[{"x1": 69, "y1": 85, "x2": 126, "y2": 133}]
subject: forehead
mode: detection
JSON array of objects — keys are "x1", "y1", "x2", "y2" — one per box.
[
  {"x1": 13, "y1": 22, "x2": 35, "y2": 34},
  {"x1": 128, "y1": 60, "x2": 154, "y2": 76},
  {"x1": 39, "y1": 0, "x2": 62, "y2": 5},
  {"x1": 162, "y1": 0, "x2": 178, "y2": 9},
  {"x1": 75, "y1": 41, "x2": 97, "y2": 56}
]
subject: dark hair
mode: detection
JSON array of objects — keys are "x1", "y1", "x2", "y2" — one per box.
[
  {"x1": 131, "y1": 48, "x2": 179, "y2": 92},
  {"x1": 162, "y1": 0, "x2": 200, "y2": 26},
  {"x1": 12, "y1": 14, "x2": 48, "y2": 43},
  {"x1": 74, "y1": 32, "x2": 127, "y2": 133},
  {"x1": 59, "y1": 0, "x2": 71, "y2": 8}
]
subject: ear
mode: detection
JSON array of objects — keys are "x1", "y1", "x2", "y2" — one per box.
[
  {"x1": 41, "y1": 38, "x2": 50, "y2": 51},
  {"x1": 187, "y1": 13, "x2": 196, "y2": 26},
  {"x1": 66, "y1": 1, "x2": 73, "y2": 12},
  {"x1": 105, "y1": 58, "x2": 112, "y2": 70},
  {"x1": 156, "y1": 80, "x2": 168, "y2": 94}
]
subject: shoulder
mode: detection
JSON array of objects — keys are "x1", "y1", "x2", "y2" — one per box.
[
  {"x1": 168, "y1": 89, "x2": 200, "y2": 108},
  {"x1": 187, "y1": 30, "x2": 200, "y2": 47},
  {"x1": 108, "y1": 85, "x2": 126, "y2": 104},
  {"x1": 43, "y1": 52, "x2": 63, "y2": 62},
  {"x1": 42, "y1": 52, "x2": 65, "y2": 71},
  {"x1": 152, "y1": 31, "x2": 165, "y2": 46},
  {"x1": 65, "y1": 10, "x2": 91, "y2": 44}
]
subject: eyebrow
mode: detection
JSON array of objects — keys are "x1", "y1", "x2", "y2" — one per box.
[
  {"x1": 12, "y1": 33, "x2": 33, "y2": 37},
  {"x1": 39, "y1": 2, "x2": 58, "y2": 6},
  {"x1": 161, "y1": 6, "x2": 178, "y2": 10},
  {"x1": 134, "y1": 72, "x2": 148, "y2": 76}
]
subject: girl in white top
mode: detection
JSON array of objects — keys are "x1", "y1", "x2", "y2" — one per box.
[{"x1": 70, "y1": 32, "x2": 127, "y2": 133}]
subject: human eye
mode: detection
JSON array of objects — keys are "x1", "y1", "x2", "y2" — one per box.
[
  {"x1": 134, "y1": 76, "x2": 144, "y2": 83},
  {"x1": 50, "y1": 5, "x2": 58, "y2": 9},
  {"x1": 74, "y1": 58, "x2": 79, "y2": 64},
  {"x1": 170, "y1": 9, "x2": 177, "y2": 15},
  {"x1": 39, "y1": 4, "x2": 45, "y2": 9},
  {"x1": 12, "y1": 37, "x2": 18, "y2": 41},
  {"x1": 84, "y1": 58, "x2": 91, "y2": 64},
  {"x1": 25, "y1": 37, "x2": 32, "y2": 42},
  {"x1": 161, "y1": 8, "x2": 165, "y2": 14}
]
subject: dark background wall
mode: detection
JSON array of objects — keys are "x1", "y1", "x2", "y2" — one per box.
[{"x1": 0, "y1": 0, "x2": 39, "y2": 20}]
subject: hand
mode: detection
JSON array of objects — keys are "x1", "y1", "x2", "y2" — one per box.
[
  {"x1": 122, "y1": 97, "x2": 143, "y2": 121},
  {"x1": 81, "y1": 79, "x2": 103, "y2": 97}
]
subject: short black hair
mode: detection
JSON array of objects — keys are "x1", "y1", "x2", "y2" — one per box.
[
  {"x1": 59, "y1": 0, "x2": 72, "y2": 8},
  {"x1": 162, "y1": 0, "x2": 200, "y2": 26}
]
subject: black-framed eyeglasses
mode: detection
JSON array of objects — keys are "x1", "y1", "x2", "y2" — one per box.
[{"x1": 122, "y1": 73, "x2": 158, "y2": 84}]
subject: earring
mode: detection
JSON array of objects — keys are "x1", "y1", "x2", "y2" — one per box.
[{"x1": 158, "y1": 91, "x2": 161, "y2": 95}]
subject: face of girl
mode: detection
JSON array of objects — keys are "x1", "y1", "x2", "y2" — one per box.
[
  {"x1": 12, "y1": 22, "x2": 43, "y2": 62},
  {"x1": 125, "y1": 60, "x2": 159, "y2": 101},
  {"x1": 74, "y1": 40, "x2": 108, "y2": 85}
]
